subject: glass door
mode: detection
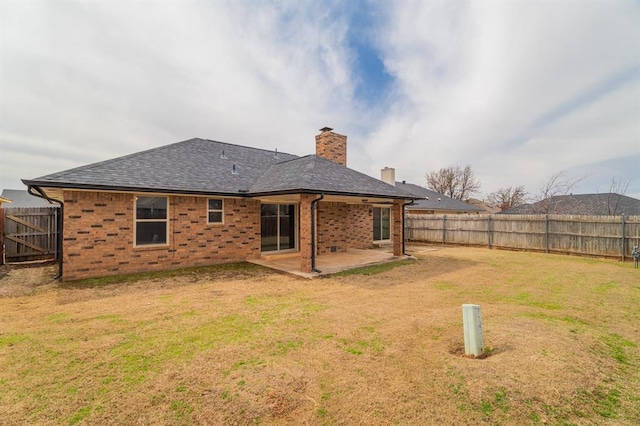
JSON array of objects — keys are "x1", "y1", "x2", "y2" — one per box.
[
  {"x1": 373, "y1": 207, "x2": 391, "y2": 241},
  {"x1": 261, "y1": 204, "x2": 296, "y2": 252}
]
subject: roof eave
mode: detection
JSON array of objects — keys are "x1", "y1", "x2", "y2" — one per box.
[
  {"x1": 21, "y1": 180, "x2": 251, "y2": 198},
  {"x1": 246, "y1": 188, "x2": 418, "y2": 200},
  {"x1": 21, "y1": 180, "x2": 420, "y2": 201}
]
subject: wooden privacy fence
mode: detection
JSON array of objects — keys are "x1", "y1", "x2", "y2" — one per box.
[
  {"x1": 2, "y1": 207, "x2": 60, "y2": 263},
  {"x1": 405, "y1": 214, "x2": 640, "y2": 261}
]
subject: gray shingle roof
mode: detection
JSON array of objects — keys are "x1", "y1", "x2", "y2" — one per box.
[
  {"x1": 501, "y1": 193, "x2": 640, "y2": 215},
  {"x1": 24, "y1": 138, "x2": 298, "y2": 195},
  {"x1": 23, "y1": 138, "x2": 414, "y2": 199},
  {"x1": 251, "y1": 156, "x2": 416, "y2": 198},
  {"x1": 396, "y1": 182, "x2": 483, "y2": 213}
]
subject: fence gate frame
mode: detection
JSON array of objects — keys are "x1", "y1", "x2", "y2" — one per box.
[{"x1": 1, "y1": 207, "x2": 60, "y2": 264}]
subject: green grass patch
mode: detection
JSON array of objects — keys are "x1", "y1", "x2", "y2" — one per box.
[
  {"x1": 333, "y1": 259, "x2": 413, "y2": 276},
  {"x1": 46, "y1": 313, "x2": 70, "y2": 323},
  {"x1": 601, "y1": 333, "x2": 636, "y2": 365},
  {"x1": 170, "y1": 400, "x2": 194, "y2": 421},
  {"x1": 68, "y1": 405, "x2": 100, "y2": 425},
  {"x1": 0, "y1": 333, "x2": 29, "y2": 348},
  {"x1": 340, "y1": 335, "x2": 386, "y2": 356},
  {"x1": 433, "y1": 281, "x2": 456, "y2": 290},
  {"x1": 580, "y1": 386, "x2": 622, "y2": 418}
]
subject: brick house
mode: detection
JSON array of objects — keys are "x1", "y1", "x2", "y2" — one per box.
[{"x1": 23, "y1": 128, "x2": 416, "y2": 280}]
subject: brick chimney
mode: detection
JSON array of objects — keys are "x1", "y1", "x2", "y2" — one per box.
[{"x1": 315, "y1": 127, "x2": 347, "y2": 166}]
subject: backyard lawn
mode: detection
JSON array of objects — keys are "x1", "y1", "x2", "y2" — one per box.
[{"x1": 0, "y1": 246, "x2": 638, "y2": 425}]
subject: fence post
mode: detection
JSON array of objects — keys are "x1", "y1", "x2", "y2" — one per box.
[
  {"x1": 442, "y1": 215, "x2": 446, "y2": 245},
  {"x1": 487, "y1": 215, "x2": 492, "y2": 249},
  {"x1": 545, "y1": 214, "x2": 549, "y2": 253},
  {"x1": 621, "y1": 214, "x2": 626, "y2": 262}
]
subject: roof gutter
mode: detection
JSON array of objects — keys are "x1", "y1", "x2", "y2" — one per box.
[
  {"x1": 27, "y1": 185, "x2": 64, "y2": 280},
  {"x1": 310, "y1": 193, "x2": 324, "y2": 273},
  {"x1": 21, "y1": 182, "x2": 419, "y2": 202}
]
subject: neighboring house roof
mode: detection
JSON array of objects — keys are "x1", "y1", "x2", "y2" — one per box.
[
  {"x1": 395, "y1": 182, "x2": 483, "y2": 213},
  {"x1": 0, "y1": 189, "x2": 53, "y2": 208},
  {"x1": 23, "y1": 138, "x2": 415, "y2": 200},
  {"x1": 501, "y1": 193, "x2": 640, "y2": 215},
  {"x1": 466, "y1": 198, "x2": 502, "y2": 214}
]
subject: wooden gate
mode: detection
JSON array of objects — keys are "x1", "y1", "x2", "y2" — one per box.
[{"x1": 2, "y1": 207, "x2": 60, "y2": 263}]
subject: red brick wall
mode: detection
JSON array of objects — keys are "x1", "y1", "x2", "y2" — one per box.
[
  {"x1": 392, "y1": 200, "x2": 403, "y2": 256},
  {"x1": 317, "y1": 202, "x2": 346, "y2": 254},
  {"x1": 347, "y1": 204, "x2": 374, "y2": 249},
  {"x1": 62, "y1": 191, "x2": 261, "y2": 280},
  {"x1": 299, "y1": 194, "x2": 315, "y2": 273},
  {"x1": 317, "y1": 202, "x2": 372, "y2": 254}
]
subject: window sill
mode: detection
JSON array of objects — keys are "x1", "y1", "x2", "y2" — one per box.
[{"x1": 133, "y1": 244, "x2": 169, "y2": 251}]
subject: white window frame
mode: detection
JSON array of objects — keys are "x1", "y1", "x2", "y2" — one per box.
[
  {"x1": 134, "y1": 195, "x2": 170, "y2": 247},
  {"x1": 207, "y1": 198, "x2": 224, "y2": 224}
]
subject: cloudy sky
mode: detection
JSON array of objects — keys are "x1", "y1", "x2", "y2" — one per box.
[{"x1": 1, "y1": 0, "x2": 639, "y2": 200}]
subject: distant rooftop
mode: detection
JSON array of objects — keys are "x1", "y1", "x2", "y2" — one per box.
[
  {"x1": 0, "y1": 189, "x2": 54, "y2": 208},
  {"x1": 396, "y1": 182, "x2": 483, "y2": 213},
  {"x1": 501, "y1": 193, "x2": 640, "y2": 215}
]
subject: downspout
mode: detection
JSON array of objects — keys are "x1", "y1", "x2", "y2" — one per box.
[
  {"x1": 402, "y1": 199, "x2": 415, "y2": 255},
  {"x1": 310, "y1": 193, "x2": 324, "y2": 273},
  {"x1": 27, "y1": 185, "x2": 64, "y2": 279}
]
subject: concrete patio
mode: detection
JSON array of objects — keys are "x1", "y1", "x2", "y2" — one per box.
[{"x1": 248, "y1": 247, "x2": 410, "y2": 278}]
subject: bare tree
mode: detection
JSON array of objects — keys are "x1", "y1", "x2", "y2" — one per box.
[
  {"x1": 535, "y1": 170, "x2": 585, "y2": 213},
  {"x1": 426, "y1": 164, "x2": 481, "y2": 201},
  {"x1": 486, "y1": 186, "x2": 527, "y2": 211},
  {"x1": 606, "y1": 176, "x2": 630, "y2": 215}
]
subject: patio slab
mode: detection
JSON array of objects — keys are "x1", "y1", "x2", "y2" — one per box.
[{"x1": 248, "y1": 247, "x2": 410, "y2": 278}]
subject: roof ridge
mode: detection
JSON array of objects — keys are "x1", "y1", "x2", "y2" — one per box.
[
  {"x1": 42, "y1": 138, "x2": 203, "y2": 179},
  {"x1": 32, "y1": 138, "x2": 300, "y2": 181},
  {"x1": 200, "y1": 138, "x2": 299, "y2": 158}
]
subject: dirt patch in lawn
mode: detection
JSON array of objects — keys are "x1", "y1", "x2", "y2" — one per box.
[
  {"x1": 0, "y1": 246, "x2": 638, "y2": 425},
  {"x1": 0, "y1": 262, "x2": 57, "y2": 297}
]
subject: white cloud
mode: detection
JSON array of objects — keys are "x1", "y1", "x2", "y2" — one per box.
[
  {"x1": 0, "y1": 0, "x2": 360, "y2": 188},
  {"x1": 360, "y1": 0, "x2": 640, "y2": 197}
]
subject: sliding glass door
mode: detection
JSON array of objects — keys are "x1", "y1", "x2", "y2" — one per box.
[
  {"x1": 261, "y1": 204, "x2": 296, "y2": 252},
  {"x1": 373, "y1": 207, "x2": 391, "y2": 241}
]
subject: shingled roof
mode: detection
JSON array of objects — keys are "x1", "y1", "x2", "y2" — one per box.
[
  {"x1": 251, "y1": 156, "x2": 414, "y2": 198},
  {"x1": 23, "y1": 138, "x2": 415, "y2": 199},
  {"x1": 395, "y1": 181, "x2": 483, "y2": 213},
  {"x1": 501, "y1": 193, "x2": 640, "y2": 215}
]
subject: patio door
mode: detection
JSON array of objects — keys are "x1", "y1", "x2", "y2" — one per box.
[
  {"x1": 261, "y1": 204, "x2": 297, "y2": 252},
  {"x1": 373, "y1": 207, "x2": 390, "y2": 241}
]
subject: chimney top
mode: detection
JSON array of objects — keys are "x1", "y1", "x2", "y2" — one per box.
[
  {"x1": 380, "y1": 167, "x2": 396, "y2": 186},
  {"x1": 315, "y1": 127, "x2": 347, "y2": 166}
]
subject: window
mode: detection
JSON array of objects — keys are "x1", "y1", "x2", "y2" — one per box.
[
  {"x1": 135, "y1": 196, "x2": 168, "y2": 246},
  {"x1": 208, "y1": 198, "x2": 224, "y2": 224},
  {"x1": 373, "y1": 207, "x2": 391, "y2": 241}
]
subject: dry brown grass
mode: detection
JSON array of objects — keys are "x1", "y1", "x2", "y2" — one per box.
[{"x1": 1, "y1": 246, "x2": 638, "y2": 425}]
